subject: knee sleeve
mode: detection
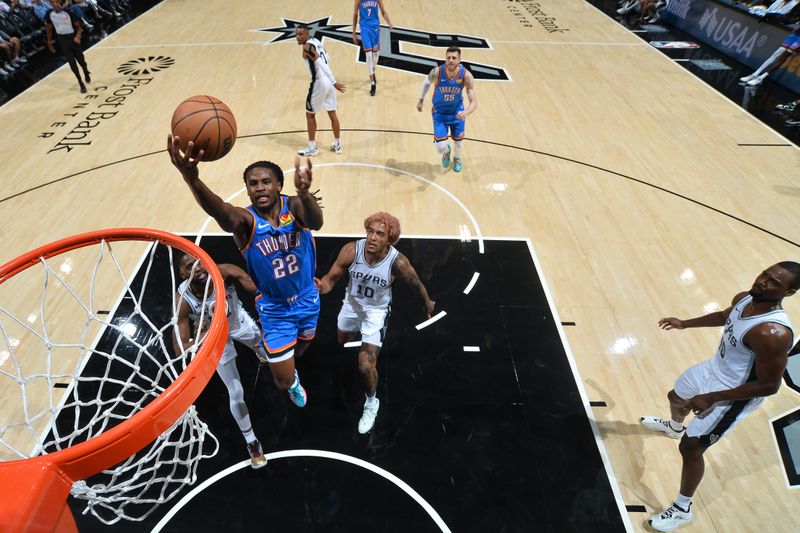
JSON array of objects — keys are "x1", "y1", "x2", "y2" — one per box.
[{"x1": 365, "y1": 51, "x2": 374, "y2": 75}]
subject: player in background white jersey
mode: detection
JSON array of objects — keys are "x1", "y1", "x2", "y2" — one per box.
[
  {"x1": 314, "y1": 212, "x2": 436, "y2": 434},
  {"x1": 173, "y1": 254, "x2": 269, "y2": 469},
  {"x1": 295, "y1": 24, "x2": 347, "y2": 157},
  {"x1": 642, "y1": 261, "x2": 800, "y2": 532}
]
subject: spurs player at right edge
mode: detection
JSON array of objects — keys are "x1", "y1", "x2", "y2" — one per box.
[
  {"x1": 315, "y1": 212, "x2": 435, "y2": 434},
  {"x1": 642, "y1": 261, "x2": 799, "y2": 532}
]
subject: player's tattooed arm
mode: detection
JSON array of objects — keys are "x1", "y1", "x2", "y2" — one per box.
[{"x1": 394, "y1": 253, "x2": 435, "y2": 317}]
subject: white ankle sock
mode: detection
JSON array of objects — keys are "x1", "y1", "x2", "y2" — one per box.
[
  {"x1": 669, "y1": 420, "x2": 683, "y2": 431},
  {"x1": 674, "y1": 493, "x2": 692, "y2": 511},
  {"x1": 365, "y1": 393, "x2": 378, "y2": 407}
]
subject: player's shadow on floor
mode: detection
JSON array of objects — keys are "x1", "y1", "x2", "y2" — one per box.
[
  {"x1": 263, "y1": 131, "x2": 316, "y2": 154},
  {"x1": 384, "y1": 158, "x2": 439, "y2": 191},
  {"x1": 584, "y1": 378, "x2": 666, "y2": 513}
]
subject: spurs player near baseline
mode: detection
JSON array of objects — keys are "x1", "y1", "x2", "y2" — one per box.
[
  {"x1": 642, "y1": 261, "x2": 799, "y2": 532},
  {"x1": 416, "y1": 46, "x2": 477, "y2": 173},
  {"x1": 314, "y1": 212, "x2": 435, "y2": 434},
  {"x1": 173, "y1": 256, "x2": 269, "y2": 469},
  {"x1": 168, "y1": 134, "x2": 322, "y2": 410},
  {"x1": 296, "y1": 24, "x2": 347, "y2": 157}
]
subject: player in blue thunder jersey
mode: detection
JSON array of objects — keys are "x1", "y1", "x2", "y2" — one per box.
[
  {"x1": 167, "y1": 135, "x2": 322, "y2": 408},
  {"x1": 352, "y1": 0, "x2": 393, "y2": 96},
  {"x1": 417, "y1": 46, "x2": 478, "y2": 173}
]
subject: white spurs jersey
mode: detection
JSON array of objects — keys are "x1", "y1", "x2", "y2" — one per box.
[
  {"x1": 345, "y1": 239, "x2": 399, "y2": 311},
  {"x1": 711, "y1": 294, "x2": 794, "y2": 388},
  {"x1": 304, "y1": 37, "x2": 331, "y2": 84},
  {"x1": 178, "y1": 280, "x2": 249, "y2": 337}
]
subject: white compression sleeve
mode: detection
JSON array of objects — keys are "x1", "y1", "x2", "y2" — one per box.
[{"x1": 419, "y1": 77, "x2": 431, "y2": 101}]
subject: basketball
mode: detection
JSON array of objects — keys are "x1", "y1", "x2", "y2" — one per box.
[{"x1": 170, "y1": 96, "x2": 237, "y2": 161}]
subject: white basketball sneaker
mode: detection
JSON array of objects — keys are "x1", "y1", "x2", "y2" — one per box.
[
  {"x1": 330, "y1": 140, "x2": 343, "y2": 154},
  {"x1": 648, "y1": 503, "x2": 692, "y2": 531},
  {"x1": 746, "y1": 73, "x2": 768, "y2": 86},
  {"x1": 358, "y1": 398, "x2": 380, "y2": 434},
  {"x1": 640, "y1": 416, "x2": 685, "y2": 439},
  {"x1": 298, "y1": 145, "x2": 318, "y2": 156}
]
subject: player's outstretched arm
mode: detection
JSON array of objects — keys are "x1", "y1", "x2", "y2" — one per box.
[
  {"x1": 657, "y1": 291, "x2": 747, "y2": 331},
  {"x1": 290, "y1": 156, "x2": 324, "y2": 230},
  {"x1": 218, "y1": 263, "x2": 258, "y2": 294},
  {"x1": 315, "y1": 242, "x2": 356, "y2": 294},
  {"x1": 394, "y1": 253, "x2": 435, "y2": 318},
  {"x1": 167, "y1": 134, "x2": 252, "y2": 240}
]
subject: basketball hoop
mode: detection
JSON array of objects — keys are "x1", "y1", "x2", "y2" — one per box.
[{"x1": 0, "y1": 228, "x2": 228, "y2": 531}]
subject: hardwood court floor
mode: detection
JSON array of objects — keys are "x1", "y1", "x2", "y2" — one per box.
[{"x1": 0, "y1": 1, "x2": 799, "y2": 531}]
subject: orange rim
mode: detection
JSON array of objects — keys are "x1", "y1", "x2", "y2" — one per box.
[{"x1": 0, "y1": 228, "x2": 228, "y2": 532}]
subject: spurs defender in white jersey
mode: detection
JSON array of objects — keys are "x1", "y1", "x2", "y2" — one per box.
[
  {"x1": 642, "y1": 262, "x2": 799, "y2": 531},
  {"x1": 315, "y1": 212, "x2": 435, "y2": 434},
  {"x1": 173, "y1": 255, "x2": 269, "y2": 469},
  {"x1": 295, "y1": 24, "x2": 347, "y2": 157}
]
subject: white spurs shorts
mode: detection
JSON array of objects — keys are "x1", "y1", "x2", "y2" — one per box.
[
  {"x1": 306, "y1": 79, "x2": 337, "y2": 113},
  {"x1": 337, "y1": 299, "x2": 389, "y2": 347},
  {"x1": 674, "y1": 358, "x2": 763, "y2": 447}
]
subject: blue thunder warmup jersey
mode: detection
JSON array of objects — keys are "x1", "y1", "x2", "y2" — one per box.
[
  {"x1": 359, "y1": 0, "x2": 380, "y2": 26},
  {"x1": 432, "y1": 64, "x2": 465, "y2": 118},
  {"x1": 242, "y1": 196, "x2": 316, "y2": 300}
]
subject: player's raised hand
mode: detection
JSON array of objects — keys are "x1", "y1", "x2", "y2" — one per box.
[
  {"x1": 167, "y1": 134, "x2": 204, "y2": 181},
  {"x1": 658, "y1": 317, "x2": 684, "y2": 330},
  {"x1": 294, "y1": 155, "x2": 313, "y2": 195}
]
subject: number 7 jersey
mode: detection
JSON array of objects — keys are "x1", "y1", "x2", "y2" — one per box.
[{"x1": 242, "y1": 196, "x2": 317, "y2": 300}]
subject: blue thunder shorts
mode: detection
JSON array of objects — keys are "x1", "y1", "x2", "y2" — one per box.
[
  {"x1": 781, "y1": 32, "x2": 800, "y2": 52},
  {"x1": 360, "y1": 25, "x2": 380, "y2": 50},
  {"x1": 255, "y1": 284, "x2": 320, "y2": 362},
  {"x1": 433, "y1": 114, "x2": 465, "y2": 141}
]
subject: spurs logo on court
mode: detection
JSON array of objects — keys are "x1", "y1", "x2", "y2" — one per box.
[
  {"x1": 117, "y1": 56, "x2": 175, "y2": 76},
  {"x1": 255, "y1": 17, "x2": 510, "y2": 81}
]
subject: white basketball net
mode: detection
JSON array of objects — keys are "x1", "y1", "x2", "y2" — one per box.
[{"x1": 0, "y1": 237, "x2": 220, "y2": 524}]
